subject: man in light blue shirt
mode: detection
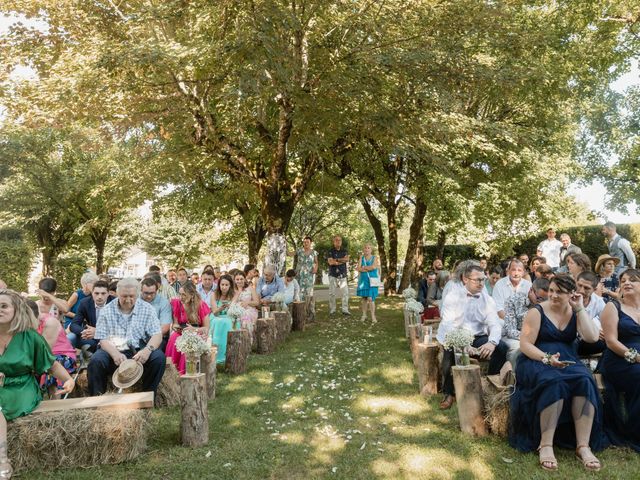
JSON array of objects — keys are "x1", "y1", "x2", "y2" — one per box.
[
  {"x1": 141, "y1": 274, "x2": 173, "y2": 352},
  {"x1": 256, "y1": 264, "x2": 285, "y2": 305}
]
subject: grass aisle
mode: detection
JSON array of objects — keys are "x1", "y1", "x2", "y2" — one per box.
[{"x1": 23, "y1": 297, "x2": 640, "y2": 479}]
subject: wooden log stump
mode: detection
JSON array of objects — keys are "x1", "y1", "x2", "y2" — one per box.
[
  {"x1": 403, "y1": 307, "x2": 411, "y2": 338},
  {"x1": 156, "y1": 358, "x2": 181, "y2": 407},
  {"x1": 416, "y1": 342, "x2": 440, "y2": 396},
  {"x1": 452, "y1": 365, "x2": 487, "y2": 436},
  {"x1": 226, "y1": 329, "x2": 252, "y2": 374},
  {"x1": 273, "y1": 311, "x2": 291, "y2": 346},
  {"x1": 179, "y1": 373, "x2": 209, "y2": 447},
  {"x1": 291, "y1": 301, "x2": 306, "y2": 331},
  {"x1": 256, "y1": 317, "x2": 277, "y2": 354},
  {"x1": 200, "y1": 345, "x2": 218, "y2": 400},
  {"x1": 408, "y1": 324, "x2": 421, "y2": 367}
]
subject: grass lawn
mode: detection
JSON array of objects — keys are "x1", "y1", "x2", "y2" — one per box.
[{"x1": 21, "y1": 297, "x2": 640, "y2": 479}]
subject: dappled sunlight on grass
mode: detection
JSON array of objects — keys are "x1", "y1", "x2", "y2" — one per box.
[
  {"x1": 276, "y1": 431, "x2": 306, "y2": 445},
  {"x1": 309, "y1": 430, "x2": 347, "y2": 464},
  {"x1": 239, "y1": 395, "x2": 262, "y2": 406},
  {"x1": 356, "y1": 395, "x2": 427, "y2": 416},
  {"x1": 281, "y1": 395, "x2": 306, "y2": 410},
  {"x1": 375, "y1": 365, "x2": 414, "y2": 385}
]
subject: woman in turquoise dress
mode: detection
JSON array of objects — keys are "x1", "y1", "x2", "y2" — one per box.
[
  {"x1": 210, "y1": 274, "x2": 235, "y2": 364},
  {"x1": 601, "y1": 268, "x2": 640, "y2": 451},
  {"x1": 356, "y1": 244, "x2": 381, "y2": 322},
  {"x1": 0, "y1": 289, "x2": 75, "y2": 479}
]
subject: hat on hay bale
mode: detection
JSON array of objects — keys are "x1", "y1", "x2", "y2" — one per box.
[
  {"x1": 112, "y1": 359, "x2": 143, "y2": 389},
  {"x1": 595, "y1": 254, "x2": 620, "y2": 274}
]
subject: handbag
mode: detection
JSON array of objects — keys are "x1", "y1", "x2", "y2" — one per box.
[{"x1": 362, "y1": 255, "x2": 382, "y2": 287}]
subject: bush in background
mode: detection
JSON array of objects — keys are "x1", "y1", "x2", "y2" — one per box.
[
  {"x1": 0, "y1": 227, "x2": 34, "y2": 292},
  {"x1": 54, "y1": 255, "x2": 89, "y2": 296}
]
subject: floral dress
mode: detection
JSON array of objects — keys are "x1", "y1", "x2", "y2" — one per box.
[
  {"x1": 237, "y1": 288, "x2": 259, "y2": 334},
  {"x1": 295, "y1": 248, "x2": 317, "y2": 299}
]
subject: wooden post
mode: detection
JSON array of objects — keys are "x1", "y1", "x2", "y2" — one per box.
[
  {"x1": 156, "y1": 358, "x2": 181, "y2": 407},
  {"x1": 291, "y1": 301, "x2": 306, "y2": 331},
  {"x1": 273, "y1": 311, "x2": 290, "y2": 345},
  {"x1": 416, "y1": 343, "x2": 440, "y2": 396},
  {"x1": 404, "y1": 307, "x2": 410, "y2": 338},
  {"x1": 452, "y1": 365, "x2": 487, "y2": 436},
  {"x1": 179, "y1": 373, "x2": 209, "y2": 446},
  {"x1": 256, "y1": 317, "x2": 277, "y2": 354},
  {"x1": 200, "y1": 345, "x2": 218, "y2": 400},
  {"x1": 408, "y1": 324, "x2": 421, "y2": 367},
  {"x1": 226, "y1": 329, "x2": 252, "y2": 374}
]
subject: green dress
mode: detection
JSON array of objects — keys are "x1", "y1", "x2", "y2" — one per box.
[{"x1": 0, "y1": 329, "x2": 56, "y2": 420}]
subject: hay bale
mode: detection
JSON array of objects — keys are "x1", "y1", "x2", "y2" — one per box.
[
  {"x1": 8, "y1": 408, "x2": 150, "y2": 473},
  {"x1": 481, "y1": 377, "x2": 512, "y2": 437}
]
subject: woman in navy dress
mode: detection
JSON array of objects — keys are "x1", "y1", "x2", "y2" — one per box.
[
  {"x1": 601, "y1": 268, "x2": 640, "y2": 451},
  {"x1": 509, "y1": 274, "x2": 603, "y2": 472}
]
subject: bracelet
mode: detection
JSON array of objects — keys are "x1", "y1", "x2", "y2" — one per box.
[
  {"x1": 541, "y1": 352, "x2": 553, "y2": 365},
  {"x1": 624, "y1": 348, "x2": 638, "y2": 364}
]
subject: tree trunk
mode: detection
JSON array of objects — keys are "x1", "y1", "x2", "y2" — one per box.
[
  {"x1": 386, "y1": 204, "x2": 399, "y2": 295},
  {"x1": 360, "y1": 197, "x2": 389, "y2": 291},
  {"x1": 399, "y1": 198, "x2": 428, "y2": 291},
  {"x1": 246, "y1": 223, "x2": 267, "y2": 265},
  {"x1": 225, "y1": 329, "x2": 251, "y2": 374},
  {"x1": 452, "y1": 365, "x2": 487, "y2": 436},
  {"x1": 435, "y1": 229, "x2": 447, "y2": 262},
  {"x1": 179, "y1": 373, "x2": 209, "y2": 447},
  {"x1": 91, "y1": 229, "x2": 108, "y2": 274},
  {"x1": 41, "y1": 248, "x2": 57, "y2": 277}
]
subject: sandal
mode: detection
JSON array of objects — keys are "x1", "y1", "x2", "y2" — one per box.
[
  {"x1": 576, "y1": 445, "x2": 601, "y2": 472},
  {"x1": 0, "y1": 460, "x2": 12, "y2": 479},
  {"x1": 537, "y1": 444, "x2": 558, "y2": 471}
]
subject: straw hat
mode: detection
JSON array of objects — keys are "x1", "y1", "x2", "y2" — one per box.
[
  {"x1": 112, "y1": 359, "x2": 143, "y2": 389},
  {"x1": 595, "y1": 254, "x2": 620, "y2": 274}
]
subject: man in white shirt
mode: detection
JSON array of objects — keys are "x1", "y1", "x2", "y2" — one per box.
[
  {"x1": 197, "y1": 270, "x2": 216, "y2": 307},
  {"x1": 492, "y1": 259, "x2": 532, "y2": 319},
  {"x1": 437, "y1": 265, "x2": 508, "y2": 409},
  {"x1": 576, "y1": 271, "x2": 606, "y2": 357},
  {"x1": 537, "y1": 228, "x2": 563, "y2": 270},
  {"x1": 602, "y1": 221, "x2": 636, "y2": 274}
]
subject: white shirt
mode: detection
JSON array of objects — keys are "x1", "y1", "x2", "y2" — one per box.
[
  {"x1": 537, "y1": 238, "x2": 563, "y2": 268},
  {"x1": 437, "y1": 285, "x2": 502, "y2": 345},
  {"x1": 585, "y1": 293, "x2": 606, "y2": 330},
  {"x1": 492, "y1": 276, "x2": 532, "y2": 313}
]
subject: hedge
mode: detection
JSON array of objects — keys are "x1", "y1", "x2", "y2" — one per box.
[
  {"x1": 54, "y1": 255, "x2": 89, "y2": 296},
  {"x1": 0, "y1": 227, "x2": 34, "y2": 292},
  {"x1": 422, "y1": 244, "x2": 478, "y2": 270}
]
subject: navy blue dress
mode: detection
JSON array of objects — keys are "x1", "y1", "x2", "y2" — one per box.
[
  {"x1": 600, "y1": 302, "x2": 640, "y2": 451},
  {"x1": 509, "y1": 304, "x2": 606, "y2": 452}
]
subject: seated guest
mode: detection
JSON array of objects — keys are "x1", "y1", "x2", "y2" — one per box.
[
  {"x1": 501, "y1": 292, "x2": 530, "y2": 369},
  {"x1": 167, "y1": 269, "x2": 179, "y2": 293},
  {"x1": 526, "y1": 256, "x2": 546, "y2": 282},
  {"x1": 35, "y1": 277, "x2": 70, "y2": 321},
  {"x1": 566, "y1": 253, "x2": 592, "y2": 281},
  {"x1": 595, "y1": 254, "x2": 620, "y2": 303},
  {"x1": 210, "y1": 274, "x2": 235, "y2": 364},
  {"x1": 232, "y1": 271, "x2": 259, "y2": 335},
  {"x1": 0, "y1": 290, "x2": 75, "y2": 478},
  {"x1": 191, "y1": 272, "x2": 200, "y2": 285},
  {"x1": 535, "y1": 264, "x2": 554, "y2": 280},
  {"x1": 140, "y1": 275, "x2": 173, "y2": 353},
  {"x1": 436, "y1": 264, "x2": 507, "y2": 410},
  {"x1": 576, "y1": 271, "x2": 606, "y2": 357},
  {"x1": 256, "y1": 265, "x2": 285, "y2": 305},
  {"x1": 417, "y1": 270, "x2": 437, "y2": 307},
  {"x1": 601, "y1": 268, "x2": 640, "y2": 452},
  {"x1": 176, "y1": 267, "x2": 189, "y2": 290},
  {"x1": 65, "y1": 272, "x2": 98, "y2": 327},
  {"x1": 69, "y1": 280, "x2": 114, "y2": 354},
  {"x1": 509, "y1": 275, "x2": 604, "y2": 472},
  {"x1": 197, "y1": 269, "x2": 216, "y2": 308},
  {"x1": 88, "y1": 277, "x2": 165, "y2": 395},
  {"x1": 108, "y1": 281, "x2": 118, "y2": 297},
  {"x1": 527, "y1": 277, "x2": 551, "y2": 306},
  {"x1": 283, "y1": 269, "x2": 301, "y2": 305},
  {"x1": 441, "y1": 260, "x2": 477, "y2": 301},
  {"x1": 418, "y1": 270, "x2": 441, "y2": 319},
  {"x1": 243, "y1": 264, "x2": 260, "y2": 286},
  {"x1": 493, "y1": 259, "x2": 532, "y2": 319},
  {"x1": 485, "y1": 267, "x2": 502, "y2": 296},
  {"x1": 165, "y1": 281, "x2": 211, "y2": 375}
]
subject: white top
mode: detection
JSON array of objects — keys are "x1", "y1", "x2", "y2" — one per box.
[
  {"x1": 441, "y1": 279, "x2": 464, "y2": 302},
  {"x1": 492, "y1": 276, "x2": 532, "y2": 313},
  {"x1": 436, "y1": 284, "x2": 503, "y2": 345},
  {"x1": 537, "y1": 238, "x2": 563, "y2": 268},
  {"x1": 585, "y1": 293, "x2": 606, "y2": 330}
]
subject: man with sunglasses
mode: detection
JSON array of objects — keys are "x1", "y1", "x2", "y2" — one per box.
[{"x1": 436, "y1": 264, "x2": 508, "y2": 409}]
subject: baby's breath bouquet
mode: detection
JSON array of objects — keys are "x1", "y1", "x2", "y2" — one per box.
[
  {"x1": 443, "y1": 328, "x2": 475, "y2": 366},
  {"x1": 228, "y1": 303, "x2": 247, "y2": 329},
  {"x1": 271, "y1": 292, "x2": 286, "y2": 311},
  {"x1": 175, "y1": 329, "x2": 211, "y2": 375},
  {"x1": 405, "y1": 299, "x2": 424, "y2": 314},
  {"x1": 402, "y1": 287, "x2": 417, "y2": 300}
]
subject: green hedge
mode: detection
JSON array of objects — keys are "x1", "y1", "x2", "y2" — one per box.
[
  {"x1": 55, "y1": 255, "x2": 89, "y2": 296},
  {"x1": 422, "y1": 244, "x2": 478, "y2": 270},
  {"x1": 0, "y1": 227, "x2": 33, "y2": 292}
]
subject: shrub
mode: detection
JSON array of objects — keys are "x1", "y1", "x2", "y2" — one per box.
[
  {"x1": 0, "y1": 227, "x2": 34, "y2": 292},
  {"x1": 421, "y1": 245, "x2": 478, "y2": 270},
  {"x1": 54, "y1": 255, "x2": 89, "y2": 296}
]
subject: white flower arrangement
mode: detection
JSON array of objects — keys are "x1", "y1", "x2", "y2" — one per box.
[
  {"x1": 228, "y1": 303, "x2": 246, "y2": 320},
  {"x1": 271, "y1": 292, "x2": 285, "y2": 304},
  {"x1": 443, "y1": 328, "x2": 475, "y2": 350},
  {"x1": 402, "y1": 287, "x2": 417, "y2": 300},
  {"x1": 405, "y1": 299, "x2": 424, "y2": 314},
  {"x1": 175, "y1": 329, "x2": 211, "y2": 357}
]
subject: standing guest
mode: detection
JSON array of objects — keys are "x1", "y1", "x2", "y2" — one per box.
[
  {"x1": 165, "y1": 281, "x2": 211, "y2": 375},
  {"x1": 35, "y1": 278, "x2": 69, "y2": 321},
  {"x1": 69, "y1": 280, "x2": 115, "y2": 354},
  {"x1": 492, "y1": 259, "x2": 532, "y2": 319},
  {"x1": 327, "y1": 235, "x2": 351, "y2": 316},
  {"x1": 566, "y1": 253, "x2": 591, "y2": 281},
  {"x1": 295, "y1": 236, "x2": 318, "y2": 322},
  {"x1": 256, "y1": 265, "x2": 285, "y2": 305},
  {"x1": 601, "y1": 269, "x2": 640, "y2": 451},
  {"x1": 602, "y1": 221, "x2": 636, "y2": 275},
  {"x1": 518, "y1": 253, "x2": 530, "y2": 270},
  {"x1": 485, "y1": 267, "x2": 502, "y2": 296},
  {"x1": 558, "y1": 234, "x2": 582, "y2": 272},
  {"x1": 436, "y1": 264, "x2": 507, "y2": 410},
  {"x1": 509, "y1": 275, "x2": 604, "y2": 472},
  {"x1": 595, "y1": 254, "x2": 620, "y2": 303},
  {"x1": 210, "y1": 274, "x2": 235, "y2": 364},
  {"x1": 432, "y1": 258, "x2": 445, "y2": 273},
  {"x1": 283, "y1": 270, "x2": 301, "y2": 306},
  {"x1": 140, "y1": 276, "x2": 173, "y2": 353},
  {"x1": 232, "y1": 271, "x2": 259, "y2": 334},
  {"x1": 197, "y1": 270, "x2": 217, "y2": 308},
  {"x1": 537, "y1": 228, "x2": 563, "y2": 270},
  {"x1": 167, "y1": 269, "x2": 179, "y2": 293},
  {"x1": 176, "y1": 268, "x2": 189, "y2": 290},
  {"x1": 479, "y1": 258, "x2": 488, "y2": 275},
  {"x1": 356, "y1": 244, "x2": 381, "y2": 322},
  {"x1": 65, "y1": 272, "x2": 99, "y2": 326},
  {"x1": 88, "y1": 277, "x2": 165, "y2": 396},
  {"x1": 0, "y1": 290, "x2": 75, "y2": 479},
  {"x1": 575, "y1": 272, "x2": 606, "y2": 358}
]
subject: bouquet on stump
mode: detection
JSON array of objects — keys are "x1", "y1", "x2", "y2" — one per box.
[
  {"x1": 176, "y1": 329, "x2": 211, "y2": 375},
  {"x1": 443, "y1": 328, "x2": 475, "y2": 367},
  {"x1": 402, "y1": 287, "x2": 417, "y2": 300},
  {"x1": 271, "y1": 292, "x2": 285, "y2": 311},
  {"x1": 405, "y1": 298, "x2": 424, "y2": 325},
  {"x1": 228, "y1": 303, "x2": 247, "y2": 329}
]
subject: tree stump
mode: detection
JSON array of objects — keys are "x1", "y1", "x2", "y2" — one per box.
[
  {"x1": 452, "y1": 365, "x2": 487, "y2": 436},
  {"x1": 256, "y1": 317, "x2": 277, "y2": 354},
  {"x1": 416, "y1": 342, "x2": 440, "y2": 396},
  {"x1": 408, "y1": 324, "x2": 421, "y2": 367},
  {"x1": 156, "y1": 358, "x2": 181, "y2": 407},
  {"x1": 225, "y1": 329, "x2": 252, "y2": 374},
  {"x1": 200, "y1": 345, "x2": 218, "y2": 400},
  {"x1": 179, "y1": 373, "x2": 209, "y2": 447},
  {"x1": 273, "y1": 311, "x2": 290, "y2": 346},
  {"x1": 403, "y1": 307, "x2": 411, "y2": 338},
  {"x1": 291, "y1": 301, "x2": 306, "y2": 331}
]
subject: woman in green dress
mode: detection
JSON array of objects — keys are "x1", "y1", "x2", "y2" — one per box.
[
  {"x1": 210, "y1": 275, "x2": 236, "y2": 364},
  {"x1": 0, "y1": 289, "x2": 75, "y2": 479}
]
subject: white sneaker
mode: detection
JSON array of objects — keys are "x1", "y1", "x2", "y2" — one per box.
[{"x1": 360, "y1": 314, "x2": 367, "y2": 321}]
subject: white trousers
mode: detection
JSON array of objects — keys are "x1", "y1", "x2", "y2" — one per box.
[{"x1": 329, "y1": 276, "x2": 349, "y2": 313}]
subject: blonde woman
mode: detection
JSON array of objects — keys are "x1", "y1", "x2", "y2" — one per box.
[{"x1": 356, "y1": 244, "x2": 381, "y2": 322}]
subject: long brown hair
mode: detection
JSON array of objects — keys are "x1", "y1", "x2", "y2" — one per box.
[
  {"x1": 0, "y1": 289, "x2": 39, "y2": 333},
  {"x1": 180, "y1": 281, "x2": 201, "y2": 325}
]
